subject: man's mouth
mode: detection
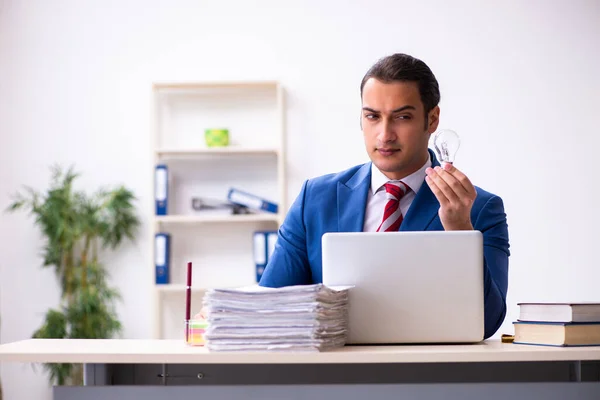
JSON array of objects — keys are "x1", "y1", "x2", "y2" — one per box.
[{"x1": 377, "y1": 148, "x2": 400, "y2": 156}]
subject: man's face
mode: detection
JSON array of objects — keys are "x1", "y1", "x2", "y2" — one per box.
[{"x1": 361, "y1": 78, "x2": 439, "y2": 180}]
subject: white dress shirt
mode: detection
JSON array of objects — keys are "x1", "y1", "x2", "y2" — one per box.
[{"x1": 362, "y1": 156, "x2": 432, "y2": 232}]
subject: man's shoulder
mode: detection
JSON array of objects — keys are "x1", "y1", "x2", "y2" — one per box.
[
  {"x1": 473, "y1": 185, "x2": 504, "y2": 208},
  {"x1": 306, "y1": 163, "x2": 370, "y2": 188}
]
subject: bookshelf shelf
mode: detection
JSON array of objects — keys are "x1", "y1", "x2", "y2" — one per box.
[
  {"x1": 156, "y1": 147, "x2": 280, "y2": 159},
  {"x1": 155, "y1": 214, "x2": 280, "y2": 224},
  {"x1": 151, "y1": 80, "x2": 286, "y2": 339},
  {"x1": 155, "y1": 284, "x2": 254, "y2": 294},
  {"x1": 153, "y1": 81, "x2": 279, "y2": 91},
  {"x1": 156, "y1": 284, "x2": 211, "y2": 294}
]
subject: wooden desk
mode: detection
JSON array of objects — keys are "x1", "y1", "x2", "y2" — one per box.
[{"x1": 1, "y1": 339, "x2": 599, "y2": 400}]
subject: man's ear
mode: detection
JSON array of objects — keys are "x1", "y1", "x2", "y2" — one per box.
[{"x1": 427, "y1": 106, "x2": 440, "y2": 133}]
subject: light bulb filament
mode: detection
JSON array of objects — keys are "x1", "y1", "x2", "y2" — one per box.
[
  {"x1": 441, "y1": 143, "x2": 450, "y2": 162},
  {"x1": 433, "y1": 141, "x2": 451, "y2": 163}
]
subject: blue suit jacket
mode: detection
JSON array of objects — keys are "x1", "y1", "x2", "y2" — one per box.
[{"x1": 259, "y1": 150, "x2": 510, "y2": 339}]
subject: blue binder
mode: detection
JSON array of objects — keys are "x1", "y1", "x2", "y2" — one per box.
[
  {"x1": 155, "y1": 233, "x2": 170, "y2": 284},
  {"x1": 155, "y1": 165, "x2": 168, "y2": 215},
  {"x1": 266, "y1": 231, "x2": 278, "y2": 261},
  {"x1": 254, "y1": 230, "x2": 278, "y2": 283},
  {"x1": 228, "y1": 188, "x2": 278, "y2": 214},
  {"x1": 253, "y1": 231, "x2": 267, "y2": 283}
]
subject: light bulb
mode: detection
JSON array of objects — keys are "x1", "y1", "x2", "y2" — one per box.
[{"x1": 433, "y1": 129, "x2": 461, "y2": 165}]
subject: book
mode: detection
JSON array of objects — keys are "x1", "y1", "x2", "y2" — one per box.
[
  {"x1": 518, "y1": 302, "x2": 600, "y2": 323},
  {"x1": 513, "y1": 321, "x2": 600, "y2": 347}
]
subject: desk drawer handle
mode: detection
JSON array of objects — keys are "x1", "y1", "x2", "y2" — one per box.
[{"x1": 157, "y1": 372, "x2": 205, "y2": 380}]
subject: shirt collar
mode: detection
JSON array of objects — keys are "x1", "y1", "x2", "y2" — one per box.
[{"x1": 370, "y1": 154, "x2": 432, "y2": 195}]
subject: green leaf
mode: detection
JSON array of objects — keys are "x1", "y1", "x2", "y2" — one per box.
[{"x1": 33, "y1": 309, "x2": 67, "y2": 340}]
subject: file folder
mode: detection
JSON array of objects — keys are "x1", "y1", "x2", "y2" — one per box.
[
  {"x1": 155, "y1": 165, "x2": 168, "y2": 215},
  {"x1": 228, "y1": 188, "x2": 278, "y2": 214},
  {"x1": 254, "y1": 230, "x2": 278, "y2": 283},
  {"x1": 267, "y1": 231, "x2": 278, "y2": 260},
  {"x1": 253, "y1": 231, "x2": 267, "y2": 283},
  {"x1": 155, "y1": 233, "x2": 170, "y2": 284}
]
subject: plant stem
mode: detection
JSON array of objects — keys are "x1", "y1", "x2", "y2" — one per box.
[
  {"x1": 71, "y1": 364, "x2": 83, "y2": 386},
  {"x1": 93, "y1": 238, "x2": 98, "y2": 265},
  {"x1": 62, "y1": 252, "x2": 70, "y2": 302},
  {"x1": 81, "y1": 235, "x2": 91, "y2": 292},
  {"x1": 65, "y1": 248, "x2": 74, "y2": 304},
  {"x1": 80, "y1": 234, "x2": 92, "y2": 335}
]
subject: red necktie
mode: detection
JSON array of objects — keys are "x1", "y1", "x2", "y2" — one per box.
[{"x1": 376, "y1": 182, "x2": 410, "y2": 232}]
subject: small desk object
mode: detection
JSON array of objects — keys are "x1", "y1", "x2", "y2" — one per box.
[{"x1": 1, "y1": 339, "x2": 599, "y2": 399}]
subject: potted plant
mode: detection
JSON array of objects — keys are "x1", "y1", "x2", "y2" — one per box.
[{"x1": 6, "y1": 165, "x2": 140, "y2": 385}]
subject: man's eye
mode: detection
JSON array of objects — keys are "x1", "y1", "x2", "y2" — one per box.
[
  {"x1": 396, "y1": 115, "x2": 411, "y2": 120},
  {"x1": 365, "y1": 114, "x2": 379, "y2": 120}
]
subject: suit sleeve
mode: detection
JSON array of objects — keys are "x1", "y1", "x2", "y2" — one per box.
[
  {"x1": 474, "y1": 195, "x2": 510, "y2": 339},
  {"x1": 258, "y1": 180, "x2": 312, "y2": 287}
]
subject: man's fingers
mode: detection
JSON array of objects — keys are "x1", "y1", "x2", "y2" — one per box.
[
  {"x1": 425, "y1": 175, "x2": 449, "y2": 206},
  {"x1": 435, "y1": 166, "x2": 470, "y2": 198},
  {"x1": 442, "y1": 163, "x2": 476, "y2": 197},
  {"x1": 426, "y1": 167, "x2": 461, "y2": 203}
]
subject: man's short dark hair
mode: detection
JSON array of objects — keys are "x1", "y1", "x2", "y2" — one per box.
[{"x1": 360, "y1": 53, "x2": 441, "y2": 116}]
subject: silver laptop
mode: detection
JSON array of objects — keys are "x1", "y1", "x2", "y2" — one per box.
[{"x1": 322, "y1": 231, "x2": 484, "y2": 344}]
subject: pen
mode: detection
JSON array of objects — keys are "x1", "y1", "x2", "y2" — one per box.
[{"x1": 185, "y1": 261, "x2": 192, "y2": 342}]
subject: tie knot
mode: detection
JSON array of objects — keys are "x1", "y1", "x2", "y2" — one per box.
[{"x1": 384, "y1": 181, "x2": 409, "y2": 201}]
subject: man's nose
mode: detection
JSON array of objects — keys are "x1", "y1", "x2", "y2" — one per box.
[{"x1": 377, "y1": 119, "x2": 396, "y2": 143}]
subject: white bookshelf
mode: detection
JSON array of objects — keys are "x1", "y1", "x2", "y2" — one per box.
[{"x1": 151, "y1": 81, "x2": 286, "y2": 339}]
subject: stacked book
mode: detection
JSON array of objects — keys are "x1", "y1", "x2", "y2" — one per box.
[
  {"x1": 202, "y1": 284, "x2": 351, "y2": 352},
  {"x1": 514, "y1": 302, "x2": 600, "y2": 346}
]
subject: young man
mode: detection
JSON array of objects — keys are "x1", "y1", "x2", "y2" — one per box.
[{"x1": 259, "y1": 53, "x2": 510, "y2": 339}]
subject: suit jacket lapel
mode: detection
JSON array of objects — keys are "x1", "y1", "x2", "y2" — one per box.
[
  {"x1": 400, "y1": 149, "x2": 441, "y2": 231},
  {"x1": 338, "y1": 163, "x2": 371, "y2": 232}
]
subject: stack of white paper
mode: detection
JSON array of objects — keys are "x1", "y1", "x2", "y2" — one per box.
[{"x1": 202, "y1": 284, "x2": 351, "y2": 352}]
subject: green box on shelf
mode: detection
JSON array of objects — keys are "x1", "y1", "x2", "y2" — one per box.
[{"x1": 205, "y1": 128, "x2": 230, "y2": 147}]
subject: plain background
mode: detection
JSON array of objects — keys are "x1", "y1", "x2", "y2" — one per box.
[{"x1": 1, "y1": 0, "x2": 599, "y2": 398}]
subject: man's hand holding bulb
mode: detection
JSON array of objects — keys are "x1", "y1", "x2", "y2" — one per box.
[{"x1": 426, "y1": 129, "x2": 478, "y2": 231}]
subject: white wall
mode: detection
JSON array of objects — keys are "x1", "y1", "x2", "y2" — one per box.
[{"x1": 1, "y1": 0, "x2": 599, "y2": 398}]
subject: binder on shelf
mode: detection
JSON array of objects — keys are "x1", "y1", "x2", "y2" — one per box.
[
  {"x1": 155, "y1": 233, "x2": 170, "y2": 284},
  {"x1": 253, "y1": 231, "x2": 267, "y2": 283},
  {"x1": 155, "y1": 164, "x2": 168, "y2": 215},
  {"x1": 254, "y1": 230, "x2": 278, "y2": 283},
  {"x1": 266, "y1": 231, "x2": 278, "y2": 261},
  {"x1": 227, "y1": 188, "x2": 278, "y2": 214}
]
